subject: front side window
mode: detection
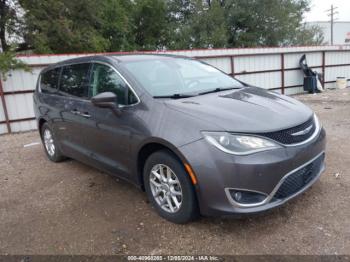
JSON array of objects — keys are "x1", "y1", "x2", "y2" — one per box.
[
  {"x1": 89, "y1": 63, "x2": 138, "y2": 105},
  {"x1": 59, "y1": 63, "x2": 90, "y2": 98},
  {"x1": 122, "y1": 58, "x2": 244, "y2": 97},
  {"x1": 40, "y1": 67, "x2": 61, "y2": 94}
]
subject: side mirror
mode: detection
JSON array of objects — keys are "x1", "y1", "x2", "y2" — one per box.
[
  {"x1": 91, "y1": 92, "x2": 117, "y2": 108},
  {"x1": 91, "y1": 92, "x2": 120, "y2": 114}
]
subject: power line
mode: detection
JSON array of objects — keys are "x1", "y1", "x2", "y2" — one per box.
[{"x1": 325, "y1": 5, "x2": 338, "y2": 45}]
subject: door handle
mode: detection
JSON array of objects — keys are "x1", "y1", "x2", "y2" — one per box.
[
  {"x1": 79, "y1": 112, "x2": 91, "y2": 118},
  {"x1": 71, "y1": 109, "x2": 90, "y2": 118},
  {"x1": 71, "y1": 109, "x2": 80, "y2": 115}
]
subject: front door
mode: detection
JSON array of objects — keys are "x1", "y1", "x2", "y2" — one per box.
[{"x1": 82, "y1": 62, "x2": 140, "y2": 179}]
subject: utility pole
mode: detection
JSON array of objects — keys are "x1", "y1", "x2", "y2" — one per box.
[{"x1": 326, "y1": 5, "x2": 338, "y2": 45}]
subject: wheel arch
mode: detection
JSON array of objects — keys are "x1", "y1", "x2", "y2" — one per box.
[
  {"x1": 38, "y1": 117, "x2": 47, "y2": 132},
  {"x1": 136, "y1": 139, "x2": 192, "y2": 191}
]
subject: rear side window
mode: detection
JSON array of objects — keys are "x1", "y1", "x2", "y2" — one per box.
[
  {"x1": 59, "y1": 63, "x2": 90, "y2": 98},
  {"x1": 40, "y1": 68, "x2": 61, "y2": 94},
  {"x1": 89, "y1": 63, "x2": 138, "y2": 105}
]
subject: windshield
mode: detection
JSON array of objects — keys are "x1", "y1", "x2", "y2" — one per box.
[{"x1": 122, "y1": 58, "x2": 244, "y2": 97}]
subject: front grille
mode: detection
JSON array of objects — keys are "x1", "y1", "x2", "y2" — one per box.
[
  {"x1": 274, "y1": 153, "x2": 324, "y2": 199},
  {"x1": 258, "y1": 117, "x2": 316, "y2": 145}
]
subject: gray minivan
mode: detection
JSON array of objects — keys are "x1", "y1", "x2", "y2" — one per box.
[{"x1": 33, "y1": 54, "x2": 326, "y2": 223}]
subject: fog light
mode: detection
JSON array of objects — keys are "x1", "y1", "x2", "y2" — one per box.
[
  {"x1": 234, "y1": 192, "x2": 242, "y2": 201},
  {"x1": 230, "y1": 190, "x2": 267, "y2": 204}
]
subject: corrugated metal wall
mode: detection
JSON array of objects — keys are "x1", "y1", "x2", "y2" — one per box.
[{"x1": 1, "y1": 45, "x2": 350, "y2": 134}]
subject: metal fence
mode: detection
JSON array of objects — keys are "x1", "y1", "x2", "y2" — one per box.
[{"x1": 1, "y1": 45, "x2": 350, "y2": 135}]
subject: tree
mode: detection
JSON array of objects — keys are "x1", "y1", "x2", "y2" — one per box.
[
  {"x1": 187, "y1": 0, "x2": 228, "y2": 48},
  {"x1": 224, "y1": 0, "x2": 322, "y2": 47},
  {"x1": 132, "y1": 0, "x2": 169, "y2": 50},
  {"x1": 14, "y1": 0, "x2": 323, "y2": 53},
  {"x1": 166, "y1": 0, "x2": 195, "y2": 49},
  {"x1": 0, "y1": 48, "x2": 30, "y2": 79},
  {"x1": 99, "y1": 0, "x2": 134, "y2": 51},
  {"x1": 166, "y1": 0, "x2": 321, "y2": 49},
  {"x1": 0, "y1": 0, "x2": 24, "y2": 52},
  {"x1": 293, "y1": 24, "x2": 324, "y2": 45},
  {"x1": 167, "y1": 0, "x2": 228, "y2": 49},
  {"x1": 20, "y1": 0, "x2": 109, "y2": 53}
]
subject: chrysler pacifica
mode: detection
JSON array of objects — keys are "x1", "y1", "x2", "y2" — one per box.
[{"x1": 33, "y1": 54, "x2": 326, "y2": 223}]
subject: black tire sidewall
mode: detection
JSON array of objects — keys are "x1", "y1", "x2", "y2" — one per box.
[
  {"x1": 143, "y1": 150, "x2": 199, "y2": 224},
  {"x1": 40, "y1": 123, "x2": 64, "y2": 162}
]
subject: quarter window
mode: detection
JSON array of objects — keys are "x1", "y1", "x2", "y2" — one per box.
[
  {"x1": 40, "y1": 68, "x2": 61, "y2": 94},
  {"x1": 59, "y1": 63, "x2": 90, "y2": 98},
  {"x1": 89, "y1": 63, "x2": 138, "y2": 105}
]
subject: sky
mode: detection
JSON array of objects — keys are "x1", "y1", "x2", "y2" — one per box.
[{"x1": 305, "y1": 0, "x2": 350, "y2": 22}]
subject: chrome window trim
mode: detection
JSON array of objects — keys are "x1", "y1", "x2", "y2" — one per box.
[
  {"x1": 225, "y1": 151, "x2": 325, "y2": 208},
  {"x1": 91, "y1": 60, "x2": 141, "y2": 107}
]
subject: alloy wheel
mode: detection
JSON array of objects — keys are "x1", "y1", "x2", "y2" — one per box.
[
  {"x1": 43, "y1": 129, "x2": 55, "y2": 157},
  {"x1": 149, "y1": 164, "x2": 183, "y2": 213}
]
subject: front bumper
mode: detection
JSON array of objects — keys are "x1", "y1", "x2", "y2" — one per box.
[{"x1": 178, "y1": 128, "x2": 326, "y2": 216}]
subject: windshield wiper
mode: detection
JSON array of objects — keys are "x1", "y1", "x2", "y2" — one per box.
[
  {"x1": 197, "y1": 87, "x2": 242, "y2": 96},
  {"x1": 153, "y1": 93, "x2": 196, "y2": 99},
  {"x1": 153, "y1": 87, "x2": 242, "y2": 99}
]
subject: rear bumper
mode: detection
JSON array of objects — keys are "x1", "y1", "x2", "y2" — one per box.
[{"x1": 178, "y1": 128, "x2": 326, "y2": 216}]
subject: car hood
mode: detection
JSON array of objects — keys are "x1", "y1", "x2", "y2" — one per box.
[{"x1": 165, "y1": 87, "x2": 313, "y2": 133}]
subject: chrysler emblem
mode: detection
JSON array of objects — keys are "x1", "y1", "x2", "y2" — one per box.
[{"x1": 291, "y1": 125, "x2": 313, "y2": 136}]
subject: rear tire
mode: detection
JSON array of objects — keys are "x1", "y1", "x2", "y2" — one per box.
[
  {"x1": 40, "y1": 122, "x2": 66, "y2": 162},
  {"x1": 143, "y1": 150, "x2": 199, "y2": 224}
]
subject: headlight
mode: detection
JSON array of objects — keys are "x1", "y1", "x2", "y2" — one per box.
[{"x1": 202, "y1": 132, "x2": 282, "y2": 155}]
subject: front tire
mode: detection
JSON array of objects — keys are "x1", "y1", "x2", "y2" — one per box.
[
  {"x1": 143, "y1": 150, "x2": 199, "y2": 224},
  {"x1": 40, "y1": 122, "x2": 66, "y2": 162}
]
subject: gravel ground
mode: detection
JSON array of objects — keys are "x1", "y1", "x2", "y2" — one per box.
[{"x1": 0, "y1": 88, "x2": 349, "y2": 255}]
